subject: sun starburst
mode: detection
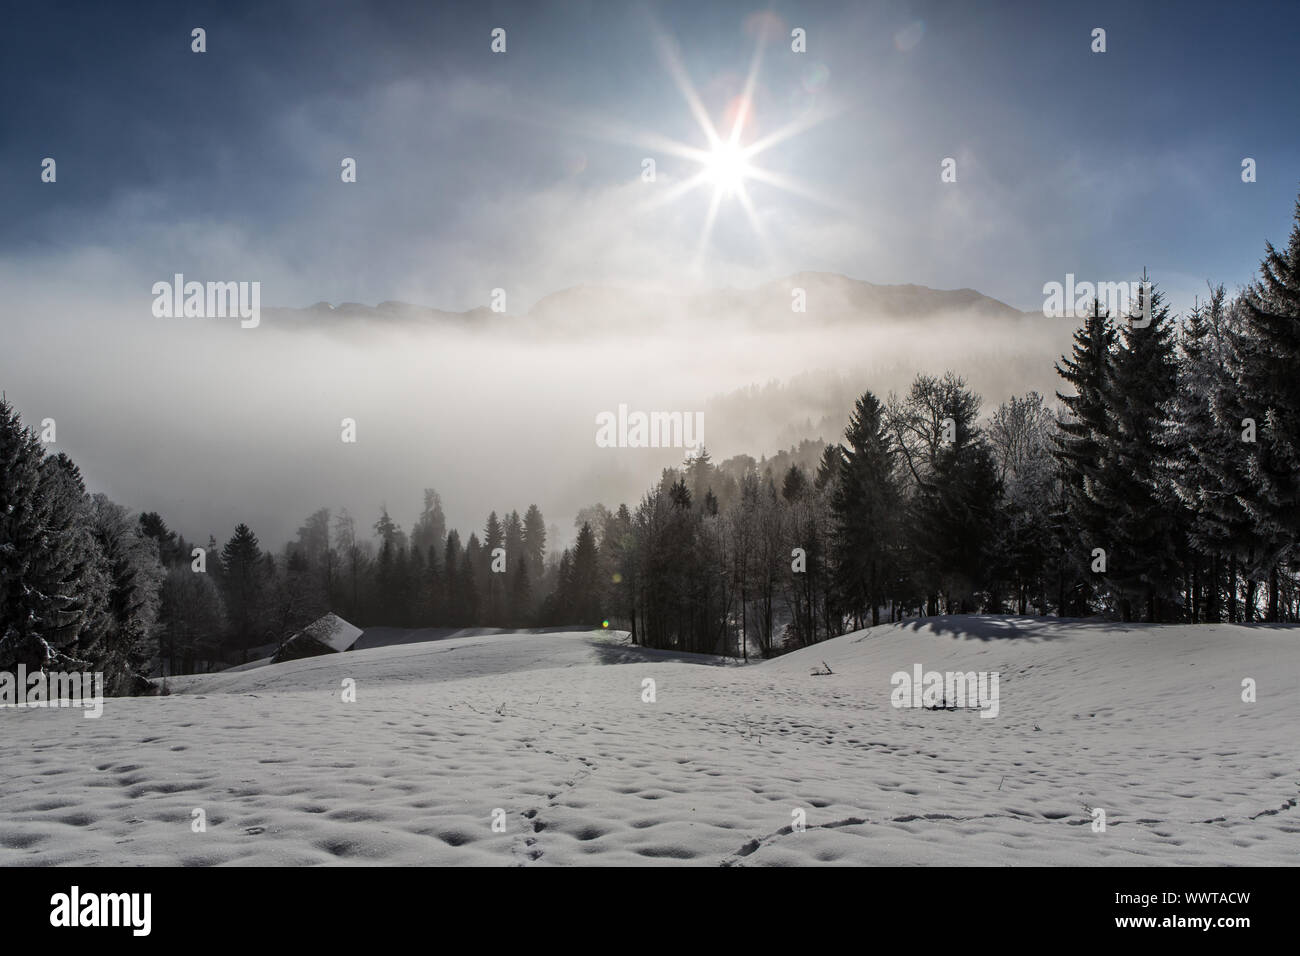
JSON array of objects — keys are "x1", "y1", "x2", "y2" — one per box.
[{"x1": 626, "y1": 25, "x2": 838, "y2": 269}]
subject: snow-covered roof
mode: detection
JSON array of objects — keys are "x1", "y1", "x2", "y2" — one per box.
[{"x1": 296, "y1": 613, "x2": 363, "y2": 653}]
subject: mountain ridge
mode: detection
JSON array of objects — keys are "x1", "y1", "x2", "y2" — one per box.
[{"x1": 265, "y1": 273, "x2": 1033, "y2": 331}]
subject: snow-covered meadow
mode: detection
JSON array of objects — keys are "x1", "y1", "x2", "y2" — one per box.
[{"x1": 2, "y1": 616, "x2": 1297, "y2": 866}]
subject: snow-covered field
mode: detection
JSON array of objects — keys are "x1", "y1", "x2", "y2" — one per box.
[{"x1": 2, "y1": 616, "x2": 1297, "y2": 866}]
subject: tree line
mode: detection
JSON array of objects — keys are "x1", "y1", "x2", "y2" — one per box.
[{"x1": 143, "y1": 496, "x2": 564, "y2": 671}]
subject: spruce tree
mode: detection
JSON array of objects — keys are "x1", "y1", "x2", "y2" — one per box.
[
  {"x1": 0, "y1": 405, "x2": 104, "y2": 665},
  {"x1": 139, "y1": 512, "x2": 181, "y2": 566},
  {"x1": 570, "y1": 522, "x2": 602, "y2": 624},
  {"x1": 35, "y1": 454, "x2": 108, "y2": 650},
  {"x1": 522, "y1": 504, "x2": 547, "y2": 583},
  {"x1": 443, "y1": 529, "x2": 463, "y2": 623},
  {"x1": 504, "y1": 510, "x2": 524, "y2": 580},
  {"x1": 831, "y1": 391, "x2": 900, "y2": 627},
  {"x1": 1165, "y1": 287, "x2": 1240, "y2": 620},
  {"x1": 84, "y1": 494, "x2": 165, "y2": 692},
  {"x1": 1233, "y1": 196, "x2": 1300, "y2": 619},
  {"x1": 462, "y1": 533, "x2": 482, "y2": 625},
  {"x1": 483, "y1": 511, "x2": 505, "y2": 624},
  {"x1": 1052, "y1": 301, "x2": 1117, "y2": 613},
  {"x1": 782, "y1": 464, "x2": 808, "y2": 502},
  {"x1": 814, "y1": 443, "x2": 844, "y2": 492},
  {"x1": 220, "y1": 523, "x2": 264, "y2": 659},
  {"x1": 1096, "y1": 280, "x2": 1183, "y2": 621}
]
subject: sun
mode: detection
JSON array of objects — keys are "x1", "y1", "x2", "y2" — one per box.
[
  {"x1": 623, "y1": 26, "x2": 838, "y2": 266},
  {"x1": 703, "y1": 141, "x2": 751, "y2": 197},
  {"x1": 572, "y1": 22, "x2": 837, "y2": 267}
]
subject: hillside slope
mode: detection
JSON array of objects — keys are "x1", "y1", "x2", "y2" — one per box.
[{"x1": 1, "y1": 616, "x2": 1296, "y2": 866}]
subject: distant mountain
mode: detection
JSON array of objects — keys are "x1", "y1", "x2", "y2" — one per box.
[
  {"x1": 694, "y1": 272, "x2": 1028, "y2": 328},
  {"x1": 264, "y1": 272, "x2": 1030, "y2": 334},
  {"x1": 281, "y1": 299, "x2": 495, "y2": 325}
]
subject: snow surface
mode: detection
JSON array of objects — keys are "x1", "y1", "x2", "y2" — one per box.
[{"x1": 1, "y1": 616, "x2": 1297, "y2": 866}]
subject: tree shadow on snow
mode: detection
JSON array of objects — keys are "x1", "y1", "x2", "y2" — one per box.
[
  {"x1": 892, "y1": 614, "x2": 1151, "y2": 642},
  {"x1": 584, "y1": 639, "x2": 736, "y2": 667},
  {"x1": 888, "y1": 613, "x2": 1273, "y2": 642}
]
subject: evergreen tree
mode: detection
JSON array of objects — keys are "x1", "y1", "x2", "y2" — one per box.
[
  {"x1": 1097, "y1": 280, "x2": 1183, "y2": 621},
  {"x1": 1233, "y1": 196, "x2": 1300, "y2": 619},
  {"x1": 831, "y1": 391, "x2": 900, "y2": 627},
  {"x1": 0, "y1": 406, "x2": 105, "y2": 667},
  {"x1": 522, "y1": 504, "x2": 547, "y2": 583},
  {"x1": 483, "y1": 511, "x2": 506, "y2": 624},
  {"x1": 569, "y1": 522, "x2": 602, "y2": 624},
  {"x1": 38, "y1": 454, "x2": 109, "y2": 648},
  {"x1": 462, "y1": 533, "x2": 482, "y2": 625},
  {"x1": 1164, "y1": 288, "x2": 1239, "y2": 621},
  {"x1": 443, "y1": 529, "x2": 464, "y2": 623},
  {"x1": 139, "y1": 512, "x2": 182, "y2": 567},
  {"x1": 0, "y1": 406, "x2": 36, "y2": 627},
  {"x1": 373, "y1": 507, "x2": 408, "y2": 623},
  {"x1": 220, "y1": 523, "x2": 264, "y2": 660},
  {"x1": 703, "y1": 488, "x2": 719, "y2": 516},
  {"x1": 1052, "y1": 301, "x2": 1118, "y2": 613},
  {"x1": 373, "y1": 507, "x2": 400, "y2": 549},
  {"x1": 781, "y1": 464, "x2": 809, "y2": 502},
  {"x1": 504, "y1": 510, "x2": 524, "y2": 585},
  {"x1": 410, "y1": 488, "x2": 447, "y2": 555},
  {"x1": 814, "y1": 442, "x2": 844, "y2": 492},
  {"x1": 550, "y1": 549, "x2": 574, "y2": 624},
  {"x1": 684, "y1": 447, "x2": 715, "y2": 504},
  {"x1": 84, "y1": 495, "x2": 165, "y2": 692}
]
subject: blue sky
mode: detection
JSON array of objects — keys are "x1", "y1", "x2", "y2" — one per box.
[{"x1": 3, "y1": 0, "x2": 1298, "y2": 315}]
